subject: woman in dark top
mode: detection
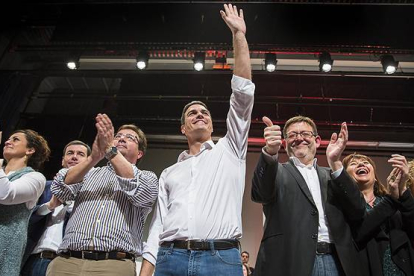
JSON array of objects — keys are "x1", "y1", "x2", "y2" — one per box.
[{"x1": 343, "y1": 153, "x2": 414, "y2": 276}]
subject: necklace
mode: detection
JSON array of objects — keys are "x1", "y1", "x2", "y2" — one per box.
[{"x1": 366, "y1": 195, "x2": 376, "y2": 206}]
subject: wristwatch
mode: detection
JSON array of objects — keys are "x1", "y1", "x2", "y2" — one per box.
[{"x1": 105, "y1": 146, "x2": 118, "y2": 160}]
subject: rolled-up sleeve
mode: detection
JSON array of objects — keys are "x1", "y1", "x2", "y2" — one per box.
[
  {"x1": 51, "y1": 168, "x2": 83, "y2": 202},
  {"x1": 117, "y1": 166, "x2": 159, "y2": 208},
  {"x1": 226, "y1": 75, "x2": 255, "y2": 160}
]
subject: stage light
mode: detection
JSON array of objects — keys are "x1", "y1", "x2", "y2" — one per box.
[
  {"x1": 193, "y1": 52, "x2": 205, "y2": 71},
  {"x1": 319, "y1": 52, "x2": 333, "y2": 72},
  {"x1": 265, "y1": 53, "x2": 277, "y2": 72},
  {"x1": 381, "y1": 55, "x2": 398, "y2": 74},
  {"x1": 66, "y1": 61, "x2": 78, "y2": 70},
  {"x1": 136, "y1": 51, "x2": 149, "y2": 70},
  {"x1": 66, "y1": 57, "x2": 80, "y2": 70}
]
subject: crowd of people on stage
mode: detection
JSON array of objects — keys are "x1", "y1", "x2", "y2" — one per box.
[{"x1": 1, "y1": 4, "x2": 413, "y2": 276}]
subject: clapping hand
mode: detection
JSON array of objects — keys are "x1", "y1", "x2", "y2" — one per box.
[
  {"x1": 90, "y1": 113, "x2": 115, "y2": 162},
  {"x1": 387, "y1": 154, "x2": 408, "y2": 198},
  {"x1": 326, "y1": 122, "x2": 348, "y2": 171}
]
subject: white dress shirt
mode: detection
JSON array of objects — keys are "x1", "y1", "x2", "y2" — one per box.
[
  {"x1": 143, "y1": 75, "x2": 255, "y2": 265},
  {"x1": 32, "y1": 202, "x2": 74, "y2": 253},
  {"x1": 0, "y1": 169, "x2": 46, "y2": 209},
  {"x1": 261, "y1": 150, "x2": 343, "y2": 243},
  {"x1": 290, "y1": 157, "x2": 332, "y2": 243}
]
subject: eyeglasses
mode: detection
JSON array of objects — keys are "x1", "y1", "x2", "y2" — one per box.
[
  {"x1": 114, "y1": 133, "x2": 139, "y2": 144},
  {"x1": 286, "y1": 131, "x2": 316, "y2": 140}
]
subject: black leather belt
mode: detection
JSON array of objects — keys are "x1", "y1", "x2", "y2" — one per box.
[
  {"x1": 316, "y1": 242, "x2": 335, "y2": 255},
  {"x1": 160, "y1": 239, "x2": 239, "y2": 250},
  {"x1": 59, "y1": 250, "x2": 134, "y2": 261},
  {"x1": 33, "y1": 251, "x2": 58, "y2": 260}
]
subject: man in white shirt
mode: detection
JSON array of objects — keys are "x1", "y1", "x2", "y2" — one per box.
[
  {"x1": 21, "y1": 140, "x2": 91, "y2": 276},
  {"x1": 140, "y1": 4, "x2": 255, "y2": 276},
  {"x1": 251, "y1": 116, "x2": 366, "y2": 276}
]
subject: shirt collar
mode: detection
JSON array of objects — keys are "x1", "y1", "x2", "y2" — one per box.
[
  {"x1": 290, "y1": 156, "x2": 318, "y2": 169},
  {"x1": 178, "y1": 140, "x2": 215, "y2": 162}
]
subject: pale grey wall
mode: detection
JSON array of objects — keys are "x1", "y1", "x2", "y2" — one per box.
[{"x1": 138, "y1": 147, "x2": 400, "y2": 267}]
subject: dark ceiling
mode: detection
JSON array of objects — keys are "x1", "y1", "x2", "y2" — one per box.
[{"x1": 1, "y1": 0, "x2": 414, "y2": 177}]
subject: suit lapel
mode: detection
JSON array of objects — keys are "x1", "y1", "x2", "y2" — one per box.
[
  {"x1": 316, "y1": 166, "x2": 328, "y2": 209},
  {"x1": 285, "y1": 160, "x2": 316, "y2": 207}
]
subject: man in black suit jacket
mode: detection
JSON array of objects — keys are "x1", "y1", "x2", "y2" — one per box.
[
  {"x1": 21, "y1": 140, "x2": 91, "y2": 276},
  {"x1": 252, "y1": 115, "x2": 366, "y2": 276}
]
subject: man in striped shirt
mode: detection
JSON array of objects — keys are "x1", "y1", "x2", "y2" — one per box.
[{"x1": 48, "y1": 114, "x2": 159, "y2": 276}]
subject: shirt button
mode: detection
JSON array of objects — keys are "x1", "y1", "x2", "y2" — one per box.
[{"x1": 97, "y1": 220, "x2": 101, "y2": 223}]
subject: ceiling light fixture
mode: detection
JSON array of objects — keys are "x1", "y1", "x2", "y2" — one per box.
[
  {"x1": 136, "y1": 51, "x2": 149, "y2": 70},
  {"x1": 319, "y1": 52, "x2": 333, "y2": 72},
  {"x1": 193, "y1": 52, "x2": 205, "y2": 71},
  {"x1": 381, "y1": 55, "x2": 398, "y2": 74},
  {"x1": 265, "y1": 53, "x2": 277, "y2": 72}
]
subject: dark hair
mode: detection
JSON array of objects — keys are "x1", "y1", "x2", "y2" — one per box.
[
  {"x1": 12, "y1": 129, "x2": 51, "y2": 171},
  {"x1": 241, "y1": 251, "x2": 249, "y2": 257},
  {"x1": 62, "y1": 140, "x2": 91, "y2": 156},
  {"x1": 117, "y1": 124, "x2": 147, "y2": 156},
  {"x1": 283, "y1": 116, "x2": 318, "y2": 139},
  {"x1": 343, "y1": 153, "x2": 388, "y2": 196},
  {"x1": 181, "y1": 101, "x2": 209, "y2": 125}
]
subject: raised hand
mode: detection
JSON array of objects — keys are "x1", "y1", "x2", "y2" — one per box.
[
  {"x1": 262, "y1": 116, "x2": 282, "y2": 156},
  {"x1": 388, "y1": 154, "x2": 408, "y2": 196},
  {"x1": 90, "y1": 113, "x2": 115, "y2": 162},
  {"x1": 388, "y1": 168, "x2": 403, "y2": 199},
  {"x1": 95, "y1": 113, "x2": 115, "y2": 152},
  {"x1": 326, "y1": 122, "x2": 348, "y2": 171},
  {"x1": 220, "y1": 4, "x2": 246, "y2": 35}
]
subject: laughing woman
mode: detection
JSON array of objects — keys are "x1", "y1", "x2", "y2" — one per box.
[
  {"x1": 0, "y1": 129, "x2": 50, "y2": 276},
  {"x1": 343, "y1": 153, "x2": 414, "y2": 276}
]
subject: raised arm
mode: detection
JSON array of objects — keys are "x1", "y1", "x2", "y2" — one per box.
[
  {"x1": 64, "y1": 114, "x2": 134, "y2": 184},
  {"x1": 251, "y1": 116, "x2": 282, "y2": 204},
  {"x1": 220, "y1": 4, "x2": 251, "y2": 80},
  {"x1": 326, "y1": 122, "x2": 348, "y2": 172}
]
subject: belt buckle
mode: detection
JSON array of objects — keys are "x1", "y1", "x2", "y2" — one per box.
[
  {"x1": 187, "y1": 240, "x2": 191, "y2": 250},
  {"x1": 81, "y1": 250, "x2": 93, "y2": 259},
  {"x1": 316, "y1": 242, "x2": 329, "y2": 255}
]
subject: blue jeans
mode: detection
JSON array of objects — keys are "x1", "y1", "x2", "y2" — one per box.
[
  {"x1": 154, "y1": 244, "x2": 243, "y2": 276},
  {"x1": 312, "y1": 254, "x2": 344, "y2": 276},
  {"x1": 21, "y1": 254, "x2": 52, "y2": 276}
]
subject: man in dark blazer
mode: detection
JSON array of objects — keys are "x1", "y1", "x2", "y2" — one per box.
[
  {"x1": 252, "y1": 115, "x2": 366, "y2": 276},
  {"x1": 21, "y1": 140, "x2": 91, "y2": 276}
]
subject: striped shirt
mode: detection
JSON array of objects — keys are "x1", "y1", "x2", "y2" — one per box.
[{"x1": 51, "y1": 163, "x2": 158, "y2": 257}]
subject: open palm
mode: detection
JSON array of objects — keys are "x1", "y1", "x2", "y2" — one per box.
[
  {"x1": 326, "y1": 122, "x2": 348, "y2": 163},
  {"x1": 220, "y1": 4, "x2": 246, "y2": 35}
]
